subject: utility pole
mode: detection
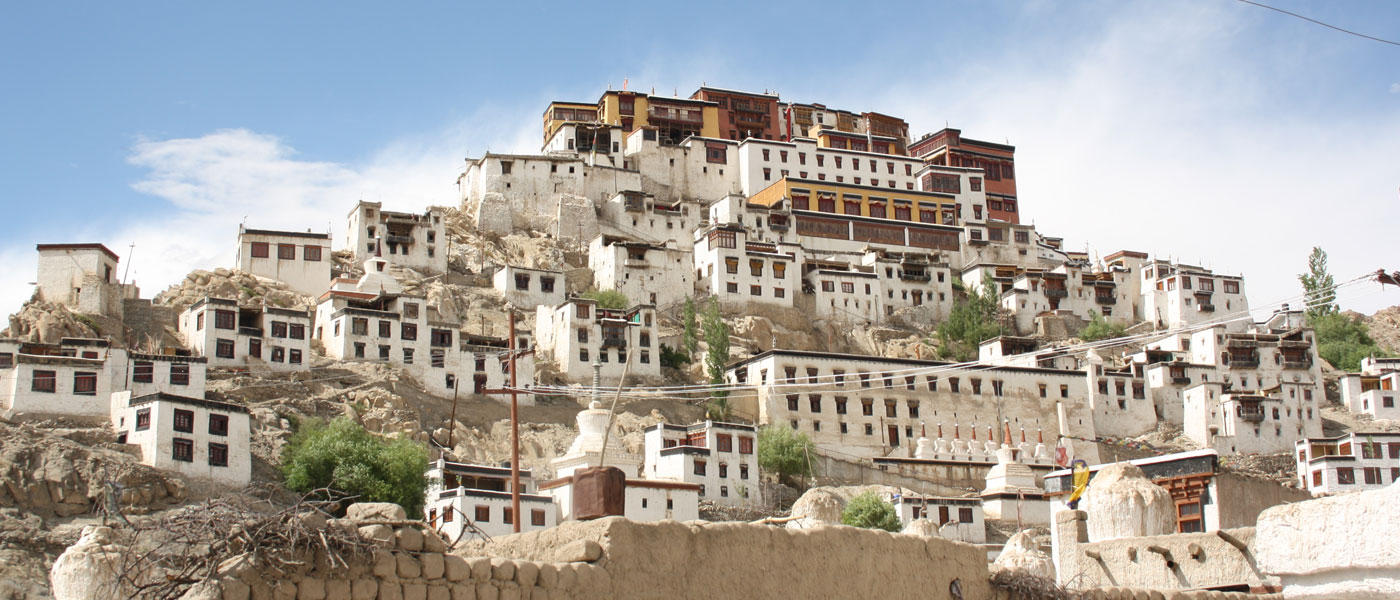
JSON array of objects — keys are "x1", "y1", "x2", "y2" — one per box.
[
  {"x1": 121, "y1": 242, "x2": 135, "y2": 285},
  {"x1": 508, "y1": 312, "x2": 520, "y2": 533},
  {"x1": 447, "y1": 377, "x2": 460, "y2": 450}
]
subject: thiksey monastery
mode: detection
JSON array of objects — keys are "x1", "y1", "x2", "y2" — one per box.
[{"x1": 12, "y1": 83, "x2": 1399, "y2": 598}]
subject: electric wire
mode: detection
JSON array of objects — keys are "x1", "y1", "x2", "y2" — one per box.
[{"x1": 1234, "y1": 0, "x2": 1400, "y2": 47}]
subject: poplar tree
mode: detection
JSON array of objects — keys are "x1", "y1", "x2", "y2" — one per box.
[{"x1": 1298, "y1": 247, "x2": 1337, "y2": 319}]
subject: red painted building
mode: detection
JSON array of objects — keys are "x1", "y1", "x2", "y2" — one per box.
[
  {"x1": 691, "y1": 87, "x2": 780, "y2": 142},
  {"x1": 911, "y1": 128, "x2": 1020, "y2": 224}
]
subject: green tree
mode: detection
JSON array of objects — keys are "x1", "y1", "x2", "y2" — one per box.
[
  {"x1": 840, "y1": 492, "x2": 902, "y2": 532},
  {"x1": 1079, "y1": 310, "x2": 1127, "y2": 342},
  {"x1": 757, "y1": 425, "x2": 814, "y2": 484},
  {"x1": 659, "y1": 343, "x2": 690, "y2": 369},
  {"x1": 281, "y1": 417, "x2": 430, "y2": 518},
  {"x1": 1311, "y1": 312, "x2": 1389, "y2": 371},
  {"x1": 580, "y1": 289, "x2": 629, "y2": 309},
  {"x1": 935, "y1": 274, "x2": 1005, "y2": 361},
  {"x1": 682, "y1": 296, "x2": 699, "y2": 358},
  {"x1": 703, "y1": 296, "x2": 732, "y2": 420},
  {"x1": 1299, "y1": 247, "x2": 1338, "y2": 320}
]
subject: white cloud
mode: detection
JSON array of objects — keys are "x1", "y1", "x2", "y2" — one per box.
[{"x1": 1391, "y1": 82, "x2": 1400, "y2": 94}]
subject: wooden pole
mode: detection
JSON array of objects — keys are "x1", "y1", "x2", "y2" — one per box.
[
  {"x1": 447, "y1": 377, "x2": 460, "y2": 450},
  {"x1": 509, "y1": 312, "x2": 520, "y2": 533}
]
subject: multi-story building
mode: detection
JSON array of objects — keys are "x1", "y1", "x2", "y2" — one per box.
[
  {"x1": 588, "y1": 235, "x2": 692, "y2": 309},
  {"x1": 1183, "y1": 381, "x2": 1317, "y2": 455},
  {"x1": 533, "y1": 298, "x2": 660, "y2": 385},
  {"x1": 692, "y1": 224, "x2": 797, "y2": 310},
  {"x1": 736, "y1": 137, "x2": 926, "y2": 198},
  {"x1": 346, "y1": 201, "x2": 448, "y2": 274},
  {"x1": 596, "y1": 89, "x2": 721, "y2": 144},
  {"x1": 690, "y1": 87, "x2": 780, "y2": 142},
  {"x1": 910, "y1": 128, "x2": 1020, "y2": 224},
  {"x1": 1295, "y1": 432, "x2": 1400, "y2": 495},
  {"x1": 643, "y1": 421, "x2": 762, "y2": 507},
  {"x1": 1339, "y1": 357, "x2": 1400, "y2": 420},
  {"x1": 424, "y1": 459, "x2": 555, "y2": 541},
  {"x1": 110, "y1": 391, "x2": 251, "y2": 486},
  {"x1": 234, "y1": 226, "x2": 332, "y2": 297},
  {"x1": 778, "y1": 102, "x2": 911, "y2": 154},
  {"x1": 315, "y1": 259, "x2": 535, "y2": 398},
  {"x1": 1139, "y1": 260, "x2": 1248, "y2": 330},
  {"x1": 596, "y1": 191, "x2": 706, "y2": 251},
  {"x1": 723, "y1": 349, "x2": 1100, "y2": 463},
  {"x1": 990, "y1": 261, "x2": 1135, "y2": 336},
  {"x1": 0, "y1": 338, "x2": 206, "y2": 421},
  {"x1": 177, "y1": 297, "x2": 313, "y2": 372},
  {"x1": 493, "y1": 265, "x2": 566, "y2": 310},
  {"x1": 742, "y1": 176, "x2": 968, "y2": 255},
  {"x1": 35, "y1": 243, "x2": 138, "y2": 318},
  {"x1": 892, "y1": 495, "x2": 986, "y2": 543}
]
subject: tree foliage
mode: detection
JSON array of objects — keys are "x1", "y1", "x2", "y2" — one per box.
[
  {"x1": 936, "y1": 274, "x2": 1006, "y2": 361},
  {"x1": 702, "y1": 296, "x2": 732, "y2": 420},
  {"x1": 682, "y1": 296, "x2": 700, "y2": 358},
  {"x1": 580, "y1": 289, "x2": 630, "y2": 309},
  {"x1": 1079, "y1": 310, "x2": 1126, "y2": 342},
  {"x1": 659, "y1": 343, "x2": 689, "y2": 369},
  {"x1": 840, "y1": 492, "x2": 902, "y2": 532},
  {"x1": 757, "y1": 425, "x2": 814, "y2": 484},
  {"x1": 1299, "y1": 247, "x2": 1338, "y2": 320},
  {"x1": 281, "y1": 417, "x2": 430, "y2": 518},
  {"x1": 1311, "y1": 312, "x2": 1389, "y2": 372}
]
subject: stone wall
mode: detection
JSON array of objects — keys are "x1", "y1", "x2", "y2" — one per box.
[
  {"x1": 121, "y1": 298, "x2": 177, "y2": 348},
  {"x1": 1215, "y1": 472, "x2": 1313, "y2": 530},
  {"x1": 1253, "y1": 482, "x2": 1400, "y2": 599}
]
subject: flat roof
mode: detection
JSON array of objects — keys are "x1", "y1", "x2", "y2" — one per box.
[
  {"x1": 727, "y1": 349, "x2": 1087, "y2": 378},
  {"x1": 240, "y1": 228, "x2": 331, "y2": 240},
  {"x1": 128, "y1": 392, "x2": 249, "y2": 414},
  {"x1": 36, "y1": 243, "x2": 120, "y2": 261}
]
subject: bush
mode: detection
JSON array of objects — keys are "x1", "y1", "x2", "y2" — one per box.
[
  {"x1": 580, "y1": 289, "x2": 629, "y2": 309},
  {"x1": 281, "y1": 417, "x2": 430, "y2": 518},
  {"x1": 840, "y1": 492, "x2": 902, "y2": 532},
  {"x1": 757, "y1": 425, "x2": 814, "y2": 484},
  {"x1": 659, "y1": 343, "x2": 690, "y2": 369},
  {"x1": 1311, "y1": 312, "x2": 1389, "y2": 371},
  {"x1": 1079, "y1": 310, "x2": 1126, "y2": 342},
  {"x1": 936, "y1": 274, "x2": 1005, "y2": 361}
]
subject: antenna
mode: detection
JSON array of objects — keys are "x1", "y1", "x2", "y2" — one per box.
[{"x1": 121, "y1": 242, "x2": 135, "y2": 285}]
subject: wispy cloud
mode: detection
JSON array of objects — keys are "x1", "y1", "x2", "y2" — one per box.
[{"x1": 1390, "y1": 82, "x2": 1400, "y2": 94}]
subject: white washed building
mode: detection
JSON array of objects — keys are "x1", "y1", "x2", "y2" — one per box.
[
  {"x1": 894, "y1": 495, "x2": 986, "y2": 543},
  {"x1": 588, "y1": 235, "x2": 692, "y2": 309},
  {"x1": 234, "y1": 226, "x2": 332, "y2": 298},
  {"x1": 1183, "y1": 381, "x2": 1317, "y2": 455},
  {"x1": 692, "y1": 224, "x2": 797, "y2": 310},
  {"x1": 643, "y1": 421, "x2": 762, "y2": 507},
  {"x1": 1295, "y1": 432, "x2": 1400, "y2": 495},
  {"x1": 346, "y1": 201, "x2": 448, "y2": 274},
  {"x1": 424, "y1": 459, "x2": 555, "y2": 541},
  {"x1": 1139, "y1": 261, "x2": 1248, "y2": 330},
  {"x1": 492, "y1": 265, "x2": 566, "y2": 310},
  {"x1": 110, "y1": 391, "x2": 252, "y2": 487},
  {"x1": 0, "y1": 339, "x2": 206, "y2": 421},
  {"x1": 533, "y1": 299, "x2": 659, "y2": 385},
  {"x1": 35, "y1": 243, "x2": 139, "y2": 318},
  {"x1": 178, "y1": 297, "x2": 313, "y2": 372},
  {"x1": 1339, "y1": 357, "x2": 1400, "y2": 420}
]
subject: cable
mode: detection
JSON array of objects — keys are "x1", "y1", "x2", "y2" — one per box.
[{"x1": 1234, "y1": 0, "x2": 1400, "y2": 47}]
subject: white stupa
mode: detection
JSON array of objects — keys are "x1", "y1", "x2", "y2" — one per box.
[
  {"x1": 980, "y1": 420, "x2": 1050, "y2": 524},
  {"x1": 551, "y1": 401, "x2": 641, "y2": 479}
]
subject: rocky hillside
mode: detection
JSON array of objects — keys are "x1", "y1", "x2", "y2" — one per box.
[{"x1": 1356, "y1": 304, "x2": 1400, "y2": 354}]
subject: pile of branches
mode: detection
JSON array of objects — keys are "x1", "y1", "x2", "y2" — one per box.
[
  {"x1": 105, "y1": 486, "x2": 380, "y2": 600},
  {"x1": 990, "y1": 570, "x2": 1080, "y2": 600}
]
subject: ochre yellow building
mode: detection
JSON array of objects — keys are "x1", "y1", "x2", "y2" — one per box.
[{"x1": 749, "y1": 177, "x2": 960, "y2": 226}]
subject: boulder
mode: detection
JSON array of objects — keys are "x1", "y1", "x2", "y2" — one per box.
[{"x1": 991, "y1": 530, "x2": 1055, "y2": 580}]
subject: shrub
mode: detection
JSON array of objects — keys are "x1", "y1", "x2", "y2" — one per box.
[
  {"x1": 580, "y1": 289, "x2": 629, "y2": 309},
  {"x1": 840, "y1": 492, "x2": 902, "y2": 532},
  {"x1": 757, "y1": 425, "x2": 814, "y2": 484},
  {"x1": 281, "y1": 417, "x2": 430, "y2": 518},
  {"x1": 1079, "y1": 310, "x2": 1126, "y2": 342},
  {"x1": 1311, "y1": 312, "x2": 1390, "y2": 371},
  {"x1": 936, "y1": 274, "x2": 1005, "y2": 361},
  {"x1": 659, "y1": 343, "x2": 690, "y2": 369}
]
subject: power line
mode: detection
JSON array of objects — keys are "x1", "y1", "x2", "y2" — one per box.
[{"x1": 1234, "y1": 0, "x2": 1400, "y2": 47}]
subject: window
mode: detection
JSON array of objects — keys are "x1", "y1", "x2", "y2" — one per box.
[
  {"x1": 841, "y1": 282, "x2": 854, "y2": 294},
  {"x1": 196, "y1": 312, "x2": 204, "y2": 330},
  {"x1": 885, "y1": 400, "x2": 897, "y2": 418},
  {"x1": 475, "y1": 506, "x2": 491, "y2": 522},
  {"x1": 250, "y1": 242, "x2": 269, "y2": 258},
  {"x1": 950, "y1": 378, "x2": 960, "y2": 393},
  {"x1": 172, "y1": 409, "x2": 194, "y2": 433},
  {"x1": 787, "y1": 394, "x2": 799, "y2": 411},
  {"x1": 1061, "y1": 385, "x2": 1070, "y2": 398},
  {"x1": 431, "y1": 329, "x2": 453, "y2": 347},
  {"x1": 1224, "y1": 280, "x2": 1239, "y2": 294},
  {"x1": 375, "y1": 320, "x2": 390, "y2": 338},
  {"x1": 209, "y1": 442, "x2": 229, "y2": 467},
  {"x1": 726, "y1": 282, "x2": 738, "y2": 293},
  {"x1": 1363, "y1": 467, "x2": 1381, "y2": 485},
  {"x1": 173, "y1": 438, "x2": 194, "y2": 462},
  {"x1": 289, "y1": 349, "x2": 302, "y2": 364},
  {"x1": 351, "y1": 318, "x2": 368, "y2": 335},
  {"x1": 403, "y1": 303, "x2": 419, "y2": 319},
  {"x1": 716, "y1": 434, "x2": 732, "y2": 452},
  {"x1": 515, "y1": 273, "x2": 530, "y2": 290},
  {"x1": 1337, "y1": 467, "x2": 1355, "y2": 485},
  {"x1": 277, "y1": 244, "x2": 296, "y2": 260},
  {"x1": 738, "y1": 436, "x2": 754, "y2": 454},
  {"x1": 861, "y1": 399, "x2": 874, "y2": 416},
  {"x1": 749, "y1": 259, "x2": 763, "y2": 277},
  {"x1": 206, "y1": 413, "x2": 230, "y2": 437},
  {"x1": 213, "y1": 310, "x2": 235, "y2": 330},
  {"x1": 135, "y1": 408, "x2": 151, "y2": 431},
  {"x1": 531, "y1": 509, "x2": 546, "y2": 527},
  {"x1": 750, "y1": 285, "x2": 761, "y2": 296},
  {"x1": 503, "y1": 508, "x2": 514, "y2": 525},
  {"x1": 289, "y1": 324, "x2": 305, "y2": 340},
  {"x1": 835, "y1": 396, "x2": 848, "y2": 415},
  {"x1": 211, "y1": 336, "x2": 237, "y2": 359},
  {"x1": 171, "y1": 364, "x2": 190, "y2": 386},
  {"x1": 303, "y1": 245, "x2": 322, "y2": 262},
  {"x1": 271, "y1": 347, "x2": 286, "y2": 363},
  {"x1": 133, "y1": 361, "x2": 154, "y2": 383},
  {"x1": 73, "y1": 371, "x2": 97, "y2": 395},
  {"x1": 354, "y1": 343, "x2": 365, "y2": 358},
  {"x1": 694, "y1": 460, "x2": 707, "y2": 476},
  {"x1": 809, "y1": 395, "x2": 822, "y2": 413},
  {"x1": 725, "y1": 257, "x2": 739, "y2": 274},
  {"x1": 401, "y1": 323, "x2": 418, "y2": 341}
]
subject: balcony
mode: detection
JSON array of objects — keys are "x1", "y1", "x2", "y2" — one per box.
[
  {"x1": 899, "y1": 270, "x2": 931, "y2": 282},
  {"x1": 624, "y1": 198, "x2": 645, "y2": 212},
  {"x1": 624, "y1": 258, "x2": 649, "y2": 268},
  {"x1": 1227, "y1": 357, "x2": 1260, "y2": 368},
  {"x1": 1283, "y1": 359, "x2": 1312, "y2": 370},
  {"x1": 1045, "y1": 288, "x2": 1069, "y2": 298},
  {"x1": 601, "y1": 336, "x2": 627, "y2": 349},
  {"x1": 1171, "y1": 377, "x2": 1192, "y2": 385},
  {"x1": 385, "y1": 234, "x2": 414, "y2": 245},
  {"x1": 1197, "y1": 304, "x2": 1216, "y2": 312},
  {"x1": 648, "y1": 108, "x2": 703, "y2": 124},
  {"x1": 1094, "y1": 295, "x2": 1115, "y2": 305},
  {"x1": 1240, "y1": 411, "x2": 1265, "y2": 423},
  {"x1": 769, "y1": 217, "x2": 789, "y2": 232},
  {"x1": 238, "y1": 326, "x2": 262, "y2": 337}
]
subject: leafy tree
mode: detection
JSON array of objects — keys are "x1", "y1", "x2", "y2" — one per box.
[
  {"x1": 1299, "y1": 247, "x2": 1338, "y2": 320},
  {"x1": 703, "y1": 297, "x2": 732, "y2": 420},
  {"x1": 682, "y1": 296, "x2": 699, "y2": 358},
  {"x1": 840, "y1": 492, "x2": 902, "y2": 532},
  {"x1": 935, "y1": 274, "x2": 1005, "y2": 361},
  {"x1": 659, "y1": 343, "x2": 690, "y2": 369},
  {"x1": 281, "y1": 417, "x2": 430, "y2": 518},
  {"x1": 757, "y1": 425, "x2": 814, "y2": 484},
  {"x1": 580, "y1": 289, "x2": 629, "y2": 309},
  {"x1": 1311, "y1": 312, "x2": 1389, "y2": 371},
  {"x1": 1079, "y1": 310, "x2": 1127, "y2": 342}
]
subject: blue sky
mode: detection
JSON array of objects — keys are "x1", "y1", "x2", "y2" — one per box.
[{"x1": 2, "y1": 0, "x2": 1398, "y2": 319}]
